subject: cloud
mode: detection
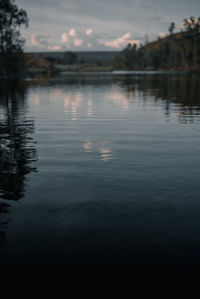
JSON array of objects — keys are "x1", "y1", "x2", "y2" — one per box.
[
  {"x1": 86, "y1": 29, "x2": 93, "y2": 35},
  {"x1": 69, "y1": 28, "x2": 77, "y2": 36},
  {"x1": 26, "y1": 34, "x2": 62, "y2": 51},
  {"x1": 158, "y1": 32, "x2": 167, "y2": 38},
  {"x1": 74, "y1": 38, "x2": 83, "y2": 47},
  {"x1": 27, "y1": 35, "x2": 46, "y2": 48},
  {"x1": 61, "y1": 31, "x2": 83, "y2": 48},
  {"x1": 47, "y1": 45, "x2": 61, "y2": 51},
  {"x1": 18, "y1": 0, "x2": 200, "y2": 53},
  {"x1": 28, "y1": 35, "x2": 39, "y2": 46},
  {"x1": 103, "y1": 33, "x2": 140, "y2": 49},
  {"x1": 61, "y1": 33, "x2": 69, "y2": 43},
  {"x1": 27, "y1": 29, "x2": 142, "y2": 51},
  {"x1": 61, "y1": 28, "x2": 99, "y2": 49},
  {"x1": 178, "y1": 18, "x2": 199, "y2": 30}
]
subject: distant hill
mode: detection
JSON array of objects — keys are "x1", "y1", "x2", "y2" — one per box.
[
  {"x1": 114, "y1": 18, "x2": 200, "y2": 71},
  {"x1": 114, "y1": 16, "x2": 200, "y2": 71},
  {"x1": 26, "y1": 51, "x2": 120, "y2": 66},
  {"x1": 144, "y1": 31, "x2": 195, "y2": 50}
]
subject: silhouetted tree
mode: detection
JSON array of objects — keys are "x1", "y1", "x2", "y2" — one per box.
[
  {"x1": 168, "y1": 22, "x2": 175, "y2": 35},
  {"x1": 0, "y1": 0, "x2": 28, "y2": 78},
  {"x1": 182, "y1": 16, "x2": 200, "y2": 32}
]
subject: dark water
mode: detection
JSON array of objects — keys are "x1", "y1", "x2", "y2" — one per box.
[{"x1": 1, "y1": 73, "x2": 200, "y2": 271}]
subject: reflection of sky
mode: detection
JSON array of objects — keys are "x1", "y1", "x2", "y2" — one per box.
[
  {"x1": 83, "y1": 140, "x2": 113, "y2": 161},
  {"x1": 64, "y1": 91, "x2": 83, "y2": 120},
  {"x1": 87, "y1": 99, "x2": 93, "y2": 116},
  {"x1": 33, "y1": 95, "x2": 40, "y2": 105},
  {"x1": 83, "y1": 140, "x2": 92, "y2": 151},
  {"x1": 28, "y1": 79, "x2": 200, "y2": 171},
  {"x1": 64, "y1": 95, "x2": 70, "y2": 112},
  {"x1": 99, "y1": 148, "x2": 112, "y2": 161},
  {"x1": 109, "y1": 87, "x2": 129, "y2": 110}
]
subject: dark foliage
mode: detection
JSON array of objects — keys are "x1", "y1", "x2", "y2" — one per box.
[
  {"x1": 0, "y1": 0, "x2": 28, "y2": 78},
  {"x1": 114, "y1": 17, "x2": 200, "y2": 71},
  {"x1": 63, "y1": 51, "x2": 77, "y2": 64}
]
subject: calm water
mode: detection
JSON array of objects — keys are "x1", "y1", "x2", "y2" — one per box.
[{"x1": 1, "y1": 73, "x2": 200, "y2": 271}]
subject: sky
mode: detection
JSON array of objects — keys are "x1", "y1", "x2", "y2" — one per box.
[{"x1": 17, "y1": 0, "x2": 200, "y2": 52}]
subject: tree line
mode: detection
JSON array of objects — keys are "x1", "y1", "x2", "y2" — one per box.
[{"x1": 114, "y1": 17, "x2": 200, "y2": 70}]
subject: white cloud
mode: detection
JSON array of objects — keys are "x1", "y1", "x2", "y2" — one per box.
[
  {"x1": 27, "y1": 29, "x2": 142, "y2": 51},
  {"x1": 61, "y1": 33, "x2": 69, "y2": 43},
  {"x1": 26, "y1": 34, "x2": 62, "y2": 51},
  {"x1": 122, "y1": 33, "x2": 131, "y2": 39},
  {"x1": 179, "y1": 18, "x2": 199, "y2": 30},
  {"x1": 61, "y1": 30, "x2": 85, "y2": 49},
  {"x1": 74, "y1": 38, "x2": 83, "y2": 47},
  {"x1": 158, "y1": 32, "x2": 167, "y2": 38},
  {"x1": 69, "y1": 28, "x2": 77, "y2": 36},
  {"x1": 28, "y1": 35, "x2": 39, "y2": 46},
  {"x1": 103, "y1": 33, "x2": 140, "y2": 49},
  {"x1": 86, "y1": 28, "x2": 93, "y2": 35},
  {"x1": 48, "y1": 45, "x2": 61, "y2": 51}
]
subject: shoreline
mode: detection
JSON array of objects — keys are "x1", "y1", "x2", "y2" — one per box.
[{"x1": 1, "y1": 68, "x2": 200, "y2": 80}]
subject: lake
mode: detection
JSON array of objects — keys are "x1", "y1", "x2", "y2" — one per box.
[{"x1": 1, "y1": 72, "x2": 200, "y2": 271}]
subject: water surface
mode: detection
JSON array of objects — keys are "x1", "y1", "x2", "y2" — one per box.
[{"x1": 1, "y1": 73, "x2": 200, "y2": 271}]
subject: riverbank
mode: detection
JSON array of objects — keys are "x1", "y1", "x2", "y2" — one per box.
[
  {"x1": 26, "y1": 65, "x2": 200, "y2": 78},
  {"x1": 25, "y1": 53, "x2": 200, "y2": 77}
]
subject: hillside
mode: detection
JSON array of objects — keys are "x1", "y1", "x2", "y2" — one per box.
[{"x1": 114, "y1": 18, "x2": 200, "y2": 71}]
